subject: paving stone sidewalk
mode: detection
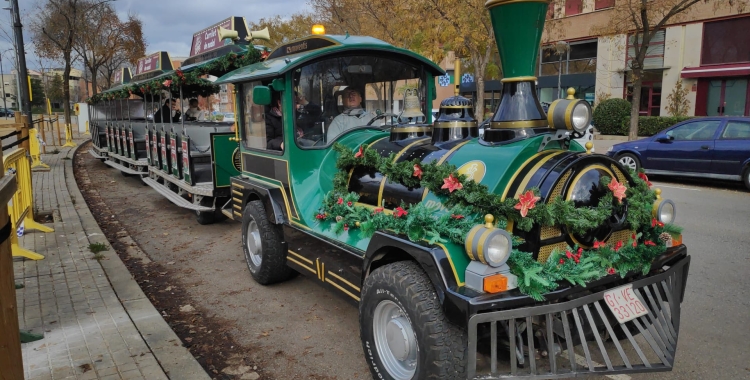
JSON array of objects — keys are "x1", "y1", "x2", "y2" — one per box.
[{"x1": 12, "y1": 141, "x2": 208, "y2": 380}]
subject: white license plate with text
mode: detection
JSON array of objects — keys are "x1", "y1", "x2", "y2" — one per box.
[{"x1": 603, "y1": 284, "x2": 649, "y2": 323}]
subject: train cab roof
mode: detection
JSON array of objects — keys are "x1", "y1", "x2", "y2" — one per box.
[{"x1": 215, "y1": 34, "x2": 445, "y2": 85}]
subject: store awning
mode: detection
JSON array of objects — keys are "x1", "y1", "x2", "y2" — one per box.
[{"x1": 681, "y1": 63, "x2": 750, "y2": 78}]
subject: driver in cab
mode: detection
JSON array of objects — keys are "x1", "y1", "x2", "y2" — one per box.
[{"x1": 327, "y1": 87, "x2": 374, "y2": 141}]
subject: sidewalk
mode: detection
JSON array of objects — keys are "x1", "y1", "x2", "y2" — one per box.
[{"x1": 12, "y1": 140, "x2": 209, "y2": 380}]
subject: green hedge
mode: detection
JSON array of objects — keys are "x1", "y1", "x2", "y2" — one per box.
[{"x1": 592, "y1": 98, "x2": 631, "y2": 135}]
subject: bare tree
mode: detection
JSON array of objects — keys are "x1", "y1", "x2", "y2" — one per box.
[
  {"x1": 98, "y1": 13, "x2": 145, "y2": 91},
  {"x1": 31, "y1": 0, "x2": 111, "y2": 125}
]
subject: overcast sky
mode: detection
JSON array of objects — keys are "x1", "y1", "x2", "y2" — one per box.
[{"x1": 0, "y1": 0, "x2": 310, "y2": 71}]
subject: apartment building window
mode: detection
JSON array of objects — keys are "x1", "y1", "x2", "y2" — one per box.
[
  {"x1": 539, "y1": 40, "x2": 598, "y2": 76},
  {"x1": 701, "y1": 16, "x2": 750, "y2": 65},
  {"x1": 627, "y1": 30, "x2": 665, "y2": 69},
  {"x1": 595, "y1": 0, "x2": 615, "y2": 10},
  {"x1": 565, "y1": 0, "x2": 583, "y2": 16}
]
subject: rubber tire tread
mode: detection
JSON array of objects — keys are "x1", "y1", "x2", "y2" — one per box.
[
  {"x1": 242, "y1": 200, "x2": 292, "y2": 285},
  {"x1": 743, "y1": 166, "x2": 750, "y2": 191},
  {"x1": 359, "y1": 261, "x2": 467, "y2": 380},
  {"x1": 617, "y1": 152, "x2": 641, "y2": 172},
  {"x1": 195, "y1": 197, "x2": 215, "y2": 225}
]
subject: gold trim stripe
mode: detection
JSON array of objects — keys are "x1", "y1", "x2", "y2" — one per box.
[
  {"x1": 422, "y1": 140, "x2": 471, "y2": 200},
  {"x1": 233, "y1": 211, "x2": 242, "y2": 218},
  {"x1": 288, "y1": 257, "x2": 316, "y2": 274},
  {"x1": 287, "y1": 250, "x2": 313, "y2": 264},
  {"x1": 476, "y1": 228, "x2": 493, "y2": 264},
  {"x1": 241, "y1": 153, "x2": 299, "y2": 221},
  {"x1": 433, "y1": 242, "x2": 464, "y2": 287},
  {"x1": 232, "y1": 197, "x2": 242, "y2": 203},
  {"x1": 500, "y1": 151, "x2": 550, "y2": 201},
  {"x1": 232, "y1": 189, "x2": 243, "y2": 196},
  {"x1": 325, "y1": 278, "x2": 361, "y2": 301},
  {"x1": 500, "y1": 76, "x2": 537, "y2": 83},
  {"x1": 233, "y1": 204, "x2": 241, "y2": 210},
  {"x1": 513, "y1": 151, "x2": 566, "y2": 199},
  {"x1": 327, "y1": 271, "x2": 360, "y2": 292},
  {"x1": 391, "y1": 126, "x2": 431, "y2": 133},
  {"x1": 490, "y1": 119, "x2": 548, "y2": 129},
  {"x1": 233, "y1": 183, "x2": 245, "y2": 189}
]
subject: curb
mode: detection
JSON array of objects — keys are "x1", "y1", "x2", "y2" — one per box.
[{"x1": 65, "y1": 142, "x2": 210, "y2": 380}]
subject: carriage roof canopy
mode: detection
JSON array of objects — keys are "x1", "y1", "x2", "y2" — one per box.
[{"x1": 215, "y1": 35, "x2": 444, "y2": 85}]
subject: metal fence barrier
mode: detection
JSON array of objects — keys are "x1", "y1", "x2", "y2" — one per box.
[{"x1": 4, "y1": 148, "x2": 54, "y2": 260}]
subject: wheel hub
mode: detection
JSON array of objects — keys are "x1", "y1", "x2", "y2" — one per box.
[
  {"x1": 386, "y1": 316, "x2": 415, "y2": 361},
  {"x1": 373, "y1": 300, "x2": 417, "y2": 380},
  {"x1": 245, "y1": 219, "x2": 262, "y2": 267}
]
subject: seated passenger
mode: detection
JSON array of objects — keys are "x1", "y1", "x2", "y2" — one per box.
[
  {"x1": 327, "y1": 88, "x2": 374, "y2": 141},
  {"x1": 265, "y1": 95, "x2": 284, "y2": 150},
  {"x1": 153, "y1": 99, "x2": 181, "y2": 123},
  {"x1": 183, "y1": 99, "x2": 201, "y2": 121},
  {"x1": 294, "y1": 92, "x2": 322, "y2": 135}
]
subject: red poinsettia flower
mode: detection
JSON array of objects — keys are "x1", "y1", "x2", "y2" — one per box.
[
  {"x1": 559, "y1": 258, "x2": 565, "y2": 265},
  {"x1": 514, "y1": 190, "x2": 541, "y2": 218},
  {"x1": 394, "y1": 207, "x2": 408, "y2": 218},
  {"x1": 163, "y1": 79, "x2": 172, "y2": 88},
  {"x1": 607, "y1": 268, "x2": 616, "y2": 275},
  {"x1": 347, "y1": 201, "x2": 353, "y2": 207},
  {"x1": 651, "y1": 218, "x2": 664, "y2": 228},
  {"x1": 644, "y1": 240, "x2": 657, "y2": 246},
  {"x1": 343, "y1": 224, "x2": 349, "y2": 231},
  {"x1": 638, "y1": 172, "x2": 652, "y2": 187},
  {"x1": 260, "y1": 50, "x2": 270, "y2": 60},
  {"x1": 373, "y1": 207, "x2": 384, "y2": 214},
  {"x1": 565, "y1": 250, "x2": 573, "y2": 259},
  {"x1": 354, "y1": 146, "x2": 364, "y2": 158},
  {"x1": 577, "y1": 247, "x2": 583, "y2": 256},
  {"x1": 608, "y1": 178, "x2": 627, "y2": 203},
  {"x1": 574, "y1": 256, "x2": 580, "y2": 264},
  {"x1": 614, "y1": 241, "x2": 623, "y2": 252},
  {"x1": 337, "y1": 197, "x2": 344, "y2": 205},
  {"x1": 631, "y1": 233, "x2": 638, "y2": 247},
  {"x1": 176, "y1": 69, "x2": 184, "y2": 78},
  {"x1": 450, "y1": 214, "x2": 464, "y2": 220},
  {"x1": 592, "y1": 241, "x2": 603, "y2": 249},
  {"x1": 315, "y1": 213, "x2": 327, "y2": 220},
  {"x1": 441, "y1": 174, "x2": 463, "y2": 193},
  {"x1": 413, "y1": 164, "x2": 423, "y2": 180}
]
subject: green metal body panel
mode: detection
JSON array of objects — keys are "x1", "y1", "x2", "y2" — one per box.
[
  {"x1": 488, "y1": 1, "x2": 549, "y2": 78},
  {"x1": 211, "y1": 133, "x2": 241, "y2": 187}
]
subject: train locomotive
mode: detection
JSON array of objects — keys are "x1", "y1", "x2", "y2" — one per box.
[{"x1": 84, "y1": 1, "x2": 691, "y2": 379}]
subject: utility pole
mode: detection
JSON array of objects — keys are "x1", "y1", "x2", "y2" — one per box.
[
  {"x1": 9, "y1": 0, "x2": 31, "y2": 118},
  {"x1": 0, "y1": 53, "x2": 8, "y2": 117}
]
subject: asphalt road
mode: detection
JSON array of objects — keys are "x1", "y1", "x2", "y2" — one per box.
[{"x1": 75, "y1": 144, "x2": 750, "y2": 380}]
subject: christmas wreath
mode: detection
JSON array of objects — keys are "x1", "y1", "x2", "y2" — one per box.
[{"x1": 315, "y1": 143, "x2": 682, "y2": 300}]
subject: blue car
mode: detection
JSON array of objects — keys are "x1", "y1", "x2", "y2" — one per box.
[{"x1": 606, "y1": 117, "x2": 750, "y2": 190}]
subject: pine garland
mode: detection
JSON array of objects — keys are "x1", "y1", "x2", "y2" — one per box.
[
  {"x1": 316, "y1": 142, "x2": 683, "y2": 300},
  {"x1": 86, "y1": 48, "x2": 262, "y2": 105}
]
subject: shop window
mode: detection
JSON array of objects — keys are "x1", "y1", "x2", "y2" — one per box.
[
  {"x1": 565, "y1": 0, "x2": 583, "y2": 16},
  {"x1": 627, "y1": 30, "x2": 665, "y2": 69},
  {"x1": 595, "y1": 0, "x2": 615, "y2": 10},
  {"x1": 701, "y1": 16, "x2": 750, "y2": 65},
  {"x1": 539, "y1": 40, "x2": 598, "y2": 76}
]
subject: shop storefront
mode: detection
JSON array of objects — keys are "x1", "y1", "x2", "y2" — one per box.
[
  {"x1": 537, "y1": 39, "x2": 597, "y2": 106},
  {"x1": 681, "y1": 16, "x2": 750, "y2": 116}
]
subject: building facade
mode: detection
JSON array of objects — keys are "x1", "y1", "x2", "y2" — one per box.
[{"x1": 544, "y1": 0, "x2": 750, "y2": 117}]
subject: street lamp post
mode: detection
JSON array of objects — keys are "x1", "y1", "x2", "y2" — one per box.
[
  {"x1": 0, "y1": 49, "x2": 11, "y2": 118},
  {"x1": 555, "y1": 41, "x2": 569, "y2": 100}
]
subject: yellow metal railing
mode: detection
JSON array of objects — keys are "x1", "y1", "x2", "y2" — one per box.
[
  {"x1": 4, "y1": 148, "x2": 54, "y2": 260},
  {"x1": 29, "y1": 128, "x2": 49, "y2": 170}
]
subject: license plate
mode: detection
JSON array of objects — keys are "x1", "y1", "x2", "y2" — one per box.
[{"x1": 603, "y1": 284, "x2": 649, "y2": 323}]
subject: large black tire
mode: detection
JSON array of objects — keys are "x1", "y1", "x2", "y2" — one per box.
[
  {"x1": 743, "y1": 166, "x2": 750, "y2": 191},
  {"x1": 360, "y1": 261, "x2": 467, "y2": 380},
  {"x1": 195, "y1": 197, "x2": 216, "y2": 225},
  {"x1": 617, "y1": 153, "x2": 640, "y2": 172},
  {"x1": 241, "y1": 200, "x2": 293, "y2": 285}
]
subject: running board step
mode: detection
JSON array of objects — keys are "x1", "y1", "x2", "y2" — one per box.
[
  {"x1": 104, "y1": 159, "x2": 146, "y2": 175},
  {"x1": 88, "y1": 149, "x2": 106, "y2": 159},
  {"x1": 142, "y1": 176, "x2": 214, "y2": 212},
  {"x1": 220, "y1": 198, "x2": 235, "y2": 220}
]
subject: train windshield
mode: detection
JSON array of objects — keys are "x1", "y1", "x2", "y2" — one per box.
[{"x1": 293, "y1": 54, "x2": 426, "y2": 148}]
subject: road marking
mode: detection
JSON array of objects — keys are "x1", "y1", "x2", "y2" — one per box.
[
  {"x1": 651, "y1": 183, "x2": 700, "y2": 191},
  {"x1": 561, "y1": 351, "x2": 632, "y2": 380}
]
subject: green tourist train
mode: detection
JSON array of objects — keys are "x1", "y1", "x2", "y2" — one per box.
[{"x1": 86, "y1": 1, "x2": 691, "y2": 379}]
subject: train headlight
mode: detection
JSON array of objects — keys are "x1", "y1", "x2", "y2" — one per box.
[
  {"x1": 546, "y1": 89, "x2": 592, "y2": 135},
  {"x1": 465, "y1": 215, "x2": 512, "y2": 268},
  {"x1": 652, "y1": 189, "x2": 676, "y2": 224}
]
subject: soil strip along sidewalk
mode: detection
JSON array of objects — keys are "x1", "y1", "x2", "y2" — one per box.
[{"x1": 13, "y1": 141, "x2": 209, "y2": 380}]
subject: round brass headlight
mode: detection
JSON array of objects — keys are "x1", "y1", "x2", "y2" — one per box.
[
  {"x1": 653, "y1": 199, "x2": 676, "y2": 224},
  {"x1": 465, "y1": 224, "x2": 512, "y2": 268},
  {"x1": 547, "y1": 98, "x2": 592, "y2": 134}
]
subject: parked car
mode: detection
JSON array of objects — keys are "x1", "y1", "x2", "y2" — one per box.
[
  {"x1": 223, "y1": 112, "x2": 236, "y2": 123},
  {"x1": 606, "y1": 117, "x2": 750, "y2": 190},
  {"x1": 479, "y1": 117, "x2": 595, "y2": 151},
  {"x1": 0, "y1": 108, "x2": 14, "y2": 117}
]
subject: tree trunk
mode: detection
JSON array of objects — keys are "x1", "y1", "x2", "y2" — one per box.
[
  {"x1": 629, "y1": 69, "x2": 643, "y2": 141},
  {"x1": 89, "y1": 66, "x2": 98, "y2": 96},
  {"x1": 63, "y1": 58, "x2": 71, "y2": 125}
]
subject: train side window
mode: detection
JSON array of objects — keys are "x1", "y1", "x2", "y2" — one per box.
[{"x1": 241, "y1": 81, "x2": 283, "y2": 152}]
